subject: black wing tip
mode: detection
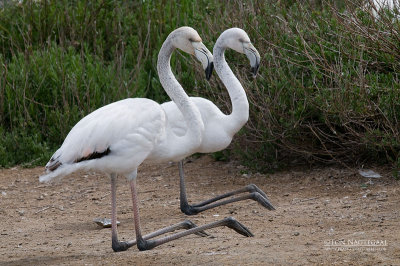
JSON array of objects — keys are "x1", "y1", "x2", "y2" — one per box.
[
  {"x1": 46, "y1": 147, "x2": 111, "y2": 171},
  {"x1": 46, "y1": 160, "x2": 62, "y2": 172},
  {"x1": 75, "y1": 147, "x2": 111, "y2": 163}
]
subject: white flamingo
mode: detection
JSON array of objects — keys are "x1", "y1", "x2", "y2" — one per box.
[
  {"x1": 162, "y1": 28, "x2": 275, "y2": 215},
  {"x1": 40, "y1": 27, "x2": 253, "y2": 252},
  {"x1": 367, "y1": 0, "x2": 397, "y2": 18}
]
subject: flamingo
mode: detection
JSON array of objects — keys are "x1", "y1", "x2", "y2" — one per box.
[
  {"x1": 162, "y1": 28, "x2": 275, "y2": 215},
  {"x1": 367, "y1": 0, "x2": 397, "y2": 18},
  {"x1": 40, "y1": 27, "x2": 253, "y2": 252}
]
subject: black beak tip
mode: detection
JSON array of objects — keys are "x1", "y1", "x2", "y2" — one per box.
[
  {"x1": 205, "y1": 62, "x2": 214, "y2": 81},
  {"x1": 251, "y1": 64, "x2": 260, "y2": 78}
]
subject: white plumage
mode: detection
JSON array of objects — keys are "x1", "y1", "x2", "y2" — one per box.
[
  {"x1": 40, "y1": 27, "x2": 254, "y2": 252},
  {"x1": 40, "y1": 98, "x2": 165, "y2": 182},
  {"x1": 39, "y1": 27, "x2": 212, "y2": 183},
  {"x1": 163, "y1": 28, "x2": 274, "y2": 215},
  {"x1": 162, "y1": 28, "x2": 259, "y2": 154},
  {"x1": 162, "y1": 97, "x2": 233, "y2": 152}
]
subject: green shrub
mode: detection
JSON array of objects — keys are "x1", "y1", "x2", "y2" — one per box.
[
  {"x1": 0, "y1": 126, "x2": 51, "y2": 167},
  {"x1": 200, "y1": 0, "x2": 400, "y2": 171},
  {"x1": 0, "y1": 0, "x2": 212, "y2": 166},
  {"x1": 0, "y1": 0, "x2": 399, "y2": 174}
]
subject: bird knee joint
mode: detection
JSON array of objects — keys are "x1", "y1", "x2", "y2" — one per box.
[
  {"x1": 112, "y1": 240, "x2": 130, "y2": 252},
  {"x1": 247, "y1": 184, "x2": 258, "y2": 191},
  {"x1": 137, "y1": 239, "x2": 156, "y2": 251}
]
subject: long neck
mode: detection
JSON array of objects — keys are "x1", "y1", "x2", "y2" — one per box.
[
  {"x1": 214, "y1": 43, "x2": 249, "y2": 135},
  {"x1": 157, "y1": 38, "x2": 203, "y2": 153}
]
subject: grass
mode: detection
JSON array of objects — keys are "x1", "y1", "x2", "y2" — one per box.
[{"x1": 0, "y1": 0, "x2": 399, "y2": 173}]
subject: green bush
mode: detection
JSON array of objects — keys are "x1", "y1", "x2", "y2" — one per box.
[
  {"x1": 0, "y1": 0, "x2": 211, "y2": 166},
  {"x1": 200, "y1": 0, "x2": 400, "y2": 171},
  {"x1": 0, "y1": 0, "x2": 399, "y2": 173}
]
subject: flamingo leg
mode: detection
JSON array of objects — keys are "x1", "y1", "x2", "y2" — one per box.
[
  {"x1": 123, "y1": 220, "x2": 209, "y2": 247},
  {"x1": 110, "y1": 173, "x2": 134, "y2": 252},
  {"x1": 128, "y1": 178, "x2": 253, "y2": 251},
  {"x1": 179, "y1": 161, "x2": 275, "y2": 215},
  {"x1": 110, "y1": 174, "x2": 208, "y2": 252}
]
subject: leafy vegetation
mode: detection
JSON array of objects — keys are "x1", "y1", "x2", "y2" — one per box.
[{"x1": 0, "y1": 0, "x2": 399, "y2": 173}]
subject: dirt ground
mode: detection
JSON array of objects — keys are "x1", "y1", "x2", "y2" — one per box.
[{"x1": 0, "y1": 155, "x2": 399, "y2": 265}]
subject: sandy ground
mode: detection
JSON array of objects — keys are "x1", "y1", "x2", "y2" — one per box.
[{"x1": 0, "y1": 155, "x2": 399, "y2": 265}]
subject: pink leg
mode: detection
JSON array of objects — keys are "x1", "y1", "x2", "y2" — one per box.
[
  {"x1": 109, "y1": 174, "x2": 207, "y2": 252},
  {"x1": 110, "y1": 174, "x2": 134, "y2": 252}
]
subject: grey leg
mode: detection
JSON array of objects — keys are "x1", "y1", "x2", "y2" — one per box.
[
  {"x1": 128, "y1": 178, "x2": 253, "y2": 251},
  {"x1": 110, "y1": 175, "x2": 207, "y2": 252},
  {"x1": 179, "y1": 160, "x2": 275, "y2": 215}
]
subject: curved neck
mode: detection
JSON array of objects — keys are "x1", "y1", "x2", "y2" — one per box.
[
  {"x1": 214, "y1": 43, "x2": 249, "y2": 135},
  {"x1": 157, "y1": 38, "x2": 203, "y2": 153}
]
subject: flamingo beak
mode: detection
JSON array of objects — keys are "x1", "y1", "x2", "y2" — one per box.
[
  {"x1": 244, "y1": 43, "x2": 260, "y2": 78},
  {"x1": 205, "y1": 61, "x2": 214, "y2": 80},
  {"x1": 193, "y1": 42, "x2": 214, "y2": 81},
  {"x1": 251, "y1": 63, "x2": 259, "y2": 77}
]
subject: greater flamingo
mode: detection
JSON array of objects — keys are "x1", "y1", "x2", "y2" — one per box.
[
  {"x1": 161, "y1": 28, "x2": 275, "y2": 215},
  {"x1": 40, "y1": 27, "x2": 253, "y2": 252}
]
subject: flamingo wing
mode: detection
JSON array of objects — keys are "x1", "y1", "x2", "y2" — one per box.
[{"x1": 42, "y1": 98, "x2": 165, "y2": 181}]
